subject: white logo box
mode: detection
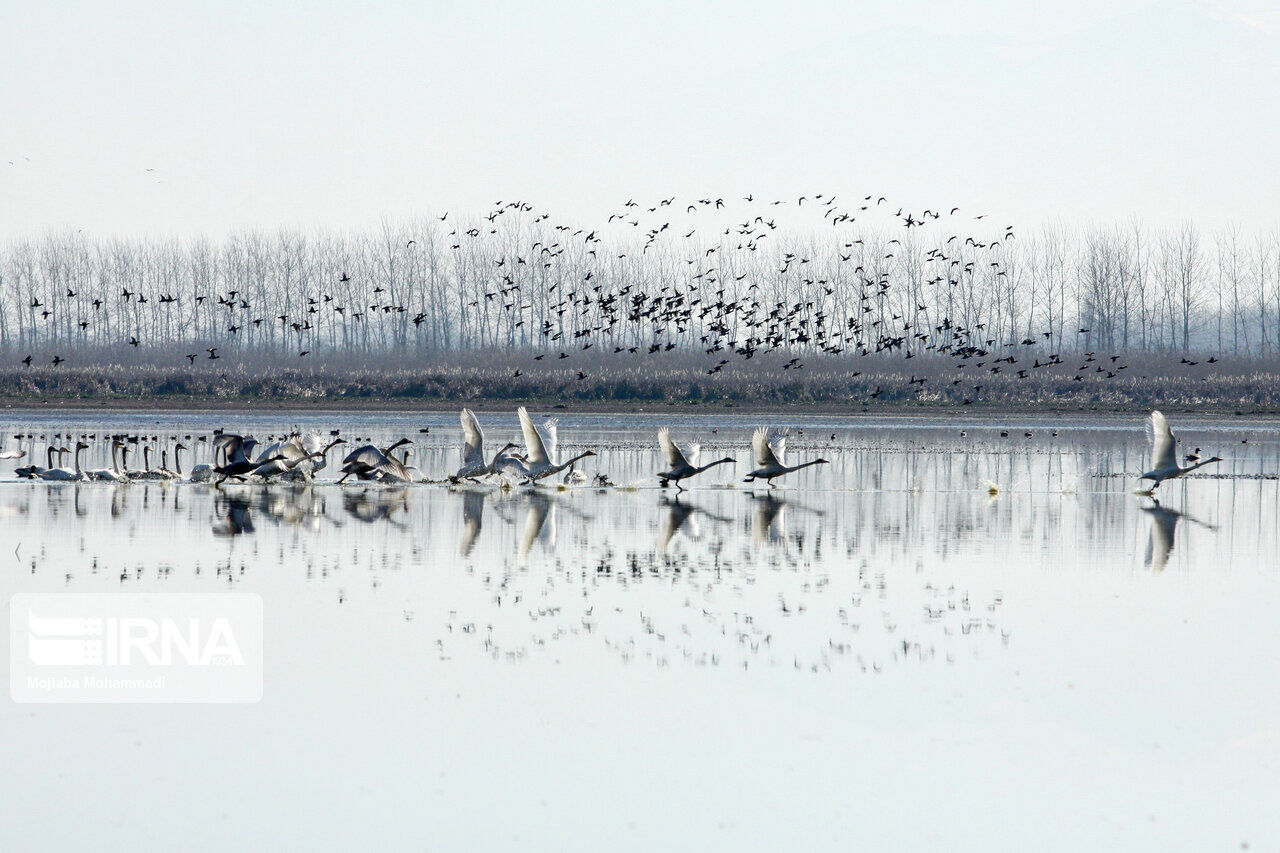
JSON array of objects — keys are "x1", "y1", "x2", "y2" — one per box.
[{"x1": 10, "y1": 594, "x2": 262, "y2": 703}]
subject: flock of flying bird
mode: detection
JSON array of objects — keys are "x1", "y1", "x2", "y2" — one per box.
[
  {"x1": 8, "y1": 192, "x2": 1156, "y2": 403},
  {"x1": 0, "y1": 407, "x2": 1224, "y2": 497}
]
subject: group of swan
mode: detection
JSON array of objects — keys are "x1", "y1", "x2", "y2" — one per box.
[
  {"x1": 451, "y1": 407, "x2": 596, "y2": 484},
  {"x1": 3, "y1": 408, "x2": 1221, "y2": 494},
  {"x1": 656, "y1": 426, "x2": 829, "y2": 490},
  {"x1": 15, "y1": 439, "x2": 187, "y2": 483}
]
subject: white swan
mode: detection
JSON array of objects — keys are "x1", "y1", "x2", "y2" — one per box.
[
  {"x1": 743, "y1": 427, "x2": 828, "y2": 487},
  {"x1": 1139, "y1": 411, "x2": 1222, "y2": 492},
  {"x1": 455, "y1": 408, "x2": 518, "y2": 480},
  {"x1": 86, "y1": 440, "x2": 128, "y2": 482},
  {"x1": 492, "y1": 445, "x2": 530, "y2": 481},
  {"x1": 276, "y1": 435, "x2": 346, "y2": 482},
  {"x1": 561, "y1": 463, "x2": 588, "y2": 486},
  {"x1": 132, "y1": 446, "x2": 175, "y2": 481},
  {"x1": 516, "y1": 406, "x2": 596, "y2": 483},
  {"x1": 39, "y1": 442, "x2": 88, "y2": 482},
  {"x1": 380, "y1": 448, "x2": 423, "y2": 484},
  {"x1": 15, "y1": 446, "x2": 56, "y2": 478},
  {"x1": 657, "y1": 427, "x2": 734, "y2": 490}
]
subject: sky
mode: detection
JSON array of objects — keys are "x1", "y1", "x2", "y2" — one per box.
[{"x1": 1, "y1": 0, "x2": 1277, "y2": 238}]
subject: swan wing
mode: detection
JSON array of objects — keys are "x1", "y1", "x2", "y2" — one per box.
[
  {"x1": 280, "y1": 439, "x2": 309, "y2": 462},
  {"x1": 752, "y1": 426, "x2": 781, "y2": 468},
  {"x1": 213, "y1": 434, "x2": 240, "y2": 458},
  {"x1": 343, "y1": 445, "x2": 388, "y2": 468},
  {"x1": 543, "y1": 418, "x2": 559, "y2": 461},
  {"x1": 1149, "y1": 410, "x2": 1177, "y2": 472},
  {"x1": 518, "y1": 407, "x2": 550, "y2": 466},
  {"x1": 768, "y1": 431, "x2": 788, "y2": 465},
  {"x1": 658, "y1": 428, "x2": 689, "y2": 468},
  {"x1": 254, "y1": 441, "x2": 282, "y2": 465},
  {"x1": 460, "y1": 408, "x2": 485, "y2": 466}
]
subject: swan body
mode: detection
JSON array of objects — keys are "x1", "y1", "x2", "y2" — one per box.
[
  {"x1": 16, "y1": 446, "x2": 57, "y2": 478},
  {"x1": 338, "y1": 438, "x2": 412, "y2": 482},
  {"x1": 743, "y1": 427, "x2": 828, "y2": 487},
  {"x1": 132, "y1": 446, "x2": 175, "y2": 481},
  {"x1": 1138, "y1": 411, "x2": 1222, "y2": 491},
  {"x1": 39, "y1": 442, "x2": 88, "y2": 482},
  {"x1": 86, "y1": 440, "x2": 128, "y2": 482},
  {"x1": 492, "y1": 445, "x2": 530, "y2": 481},
  {"x1": 517, "y1": 406, "x2": 596, "y2": 483},
  {"x1": 657, "y1": 427, "x2": 734, "y2": 490}
]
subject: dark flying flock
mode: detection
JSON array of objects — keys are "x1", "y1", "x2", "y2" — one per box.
[{"x1": 8, "y1": 192, "x2": 1150, "y2": 401}]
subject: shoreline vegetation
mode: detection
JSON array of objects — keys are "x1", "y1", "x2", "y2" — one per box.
[
  {"x1": 6, "y1": 209, "x2": 1279, "y2": 423},
  {"x1": 3, "y1": 353, "x2": 1280, "y2": 415}
]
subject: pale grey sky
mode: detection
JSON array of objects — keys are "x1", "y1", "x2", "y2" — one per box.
[{"x1": 2, "y1": 0, "x2": 1277, "y2": 237}]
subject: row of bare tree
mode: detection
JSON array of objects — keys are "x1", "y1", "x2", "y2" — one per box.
[{"x1": 1, "y1": 216, "x2": 1276, "y2": 360}]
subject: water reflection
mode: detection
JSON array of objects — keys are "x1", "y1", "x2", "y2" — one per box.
[
  {"x1": 657, "y1": 495, "x2": 731, "y2": 555},
  {"x1": 458, "y1": 488, "x2": 486, "y2": 557},
  {"x1": 1139, "y1": 499, "x2": 1217, "y2": 572},
  {"x1": 213, "y1": 494, "x2": 255, "y2": 536},
  {"x1": 1, "y1": 414, "x2": 1277, "y2": 674}
]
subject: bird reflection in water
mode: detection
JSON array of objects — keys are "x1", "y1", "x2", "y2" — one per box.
[
  {"x1": 1140, "y1": 499, "x2": 1216, "y2": 572},
  {"x1": 750, "y1": 493, "x2": 788, "y2": 545},
  {"x1": 343, "y1": 487, "x2": 410, "y2": 526},
  {"x1": 458, "y1": 488, "x2": 487, "y2": 557},
  {"x1": 212, "y1": 494, "x2": 255, "y2": 536},
  {"x1": 657, "y1": 495, "x2": 730, "y2": 555},
  {"x1": 518, "y1": 491, "x2": 557, "y2": 563}
]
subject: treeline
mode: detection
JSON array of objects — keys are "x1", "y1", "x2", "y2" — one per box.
[{"x1": 0, "y1": 213, "x2": 1277, "y2": 362}]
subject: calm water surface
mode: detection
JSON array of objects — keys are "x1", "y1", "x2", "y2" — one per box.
[{"x1": 1, "y1": 410, "x2": 1278, "y2": 851}]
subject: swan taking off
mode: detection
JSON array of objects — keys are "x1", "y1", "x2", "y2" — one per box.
[
  {"x1": 516, "y1": 406, "x2": 596, "y2": 483},
  {"x1": 743, "y1": 427, "x2": 828, "y2": 487},
  {"x1": 338, "y1": 438, "x2": 412, "y2": 483},
  {"x1": 456, "y1": 408, "x2": 517, "y2": 480},
  {"x1": 657, "y1": 427, "x2": 734, "y2": 491},
  {"x1": 1139, "y1": 410, "x2": 1222, "y2": 492}
]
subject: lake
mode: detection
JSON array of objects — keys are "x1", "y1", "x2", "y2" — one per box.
[{"x1": 1, "y1": 409, "x2": 1277, "y2": 851}]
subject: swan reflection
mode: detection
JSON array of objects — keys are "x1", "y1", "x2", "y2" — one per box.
[
  {"x1": 657, "y1": 495, "x2": 730, "y2": 555},
  {"x1": 343, "y1": 487, "x2": 410, "y2": 525},
  {"x1": 458, "y1": 488, "x2": 487, "y2": 557},
  {"x1": 750, "y1": 493, "x2": 788, "y2": 545},
  {"x1": 213, "y1": 494, "x2": 255, "y2": 536},
  {"x1": 1140, "y1": 499, "x2": 1216, "y2": 572}
]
